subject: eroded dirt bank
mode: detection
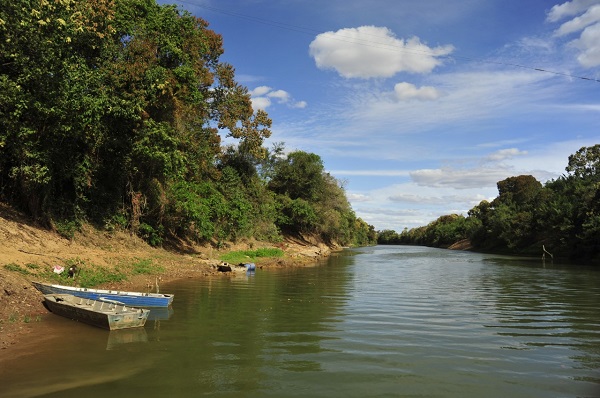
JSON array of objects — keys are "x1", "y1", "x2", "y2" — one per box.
[{"x1": 0, "y1": 203, "x2": 337, "y2": 355}]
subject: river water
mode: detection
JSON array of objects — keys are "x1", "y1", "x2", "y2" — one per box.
[{"x1": 1, "y1": 245, "x2": 599, "y2": 397}]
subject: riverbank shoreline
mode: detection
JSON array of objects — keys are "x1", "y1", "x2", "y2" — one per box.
[{"x1": 0, "y1": 203, "x2": 338, "y2": 358}]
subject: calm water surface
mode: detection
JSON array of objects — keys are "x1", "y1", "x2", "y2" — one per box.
[{"x1": 2, "y1": 246, "x2": 599, "y2": 397}]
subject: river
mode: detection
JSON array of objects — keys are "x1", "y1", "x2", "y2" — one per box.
[{"x1": 1, "y1": 245, "x2": 599, "y2": 397}]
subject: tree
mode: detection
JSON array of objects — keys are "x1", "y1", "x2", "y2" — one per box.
[
  {"x1": 378, "y1": 230, "x2": 400, "y2": 244},
  {"x1": 566, "y1": 144, "x2": 600, "y2": 179},
  {"x1": 0, "y1": 0, "x2": 273, "y2": 242},
  {"x1": 0, "y1": 0, "x2": 119, "y2": 221},
  {"x1": 494, "y1": 175, "x2": 542, "y2": 207},
  {"x1": 485, "y1": 175, "x2": 544, "y2": 250},
  {"x1": 268, "y1": 151, "x2": 326, "y2": 201},
  {"x1": 0, "y1": 1, "x2": 375, "y2": 248},
  {"x1": 105, "y1": 1, "x2": 271, "y2": 237}
]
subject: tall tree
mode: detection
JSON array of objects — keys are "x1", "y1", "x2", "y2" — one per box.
[
  {"x1": 0, "y1": 0, "x2": 272, "y2": 239},
  {"x1": 269, "y1": 151, "x2": 326, "y2": 201},
  {"x1": 1, "y1": 1, "x2": 374, "y2": 248},
  {"x1": 565, "y1": 144, "x2": 600, "y2": 179},
  {"x1": 0, "y1": 0, "x2": 119, "y2": 222}
]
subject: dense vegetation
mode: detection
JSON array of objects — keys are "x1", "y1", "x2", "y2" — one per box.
[
  {"x1": 0, "y1": 0, "x2": 376, "y2": 247},
  {"x1": 378, "y1": 145, "x2": 600, "y2": 263}
]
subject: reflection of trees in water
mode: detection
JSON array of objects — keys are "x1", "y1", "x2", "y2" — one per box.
[{"x1": 162, "y1": 253, "x2": 354, "y2": 393}]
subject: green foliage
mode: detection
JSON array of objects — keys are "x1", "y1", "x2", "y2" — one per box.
[
  {"x1": 5, "y1": 261, "x2": 49, "y2": 278},
  {"x1": 214, "y1": 166, "x2": 253, "y2": 241},
  {"x1": 53, "y1": 219, "x2": 81, "y2": 240},
  {"x1": 77, "y1": 266, "x2": 126, "y2": 288},
  {"x1": 349, "y1": 217, "x2": 378, "y2": 247},
  {"x1": 105, "y1": 213, "x2": 129, "y2": 231},
  {"x1": 130, "y1": 258, "x2": 164, "y2": 274},
  {"x1": 566, "y1": 144, "x2": 600, "y2": 179},
  {"x1": 0, "y1": 0, "x2": 375, "y2": 250},
  {"x1": 377, "y1": 229, "x2": 402, "y2": 244},
  {"x1": 165, "y1": 181, "x2": 221, "y2": 241},
  {"x1": 269, "y1": 151, "x2": 326, "y2": 201},
  {"x1": 44, "y1": 258, "x2": 125, "y2": 287},
  {"x1": 220, "y1": 248, "x2": 284, "y2": 264},
  {"x1": 264, "y1": 149, "x2": 375, "y2": 246},
  {"x1": 138, "y1": 223, "x2": 164, "y2": 247},
  {"x1": 383, "y1": 214, "x2": 470, "y2": 247},
  {"x1": 78, "y1": 268, "x2": 127, "y2": 288},
  {"x1": 4, "y1": 263, "x2": 31, "y2": 276},
  {"x1": 387, "y1": 145, "x2": 600, "y2": 263},
  {"x1": 494, "y1": 175, "x2": 543, "y2": 206},
  {"x1": 275, "y1": 196, "x2": 319, "y2": 233},
  {"x1": 131, "y1": 120, "x2": 185, "y2": 181}
]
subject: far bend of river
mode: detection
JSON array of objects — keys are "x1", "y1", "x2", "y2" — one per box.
[{"x1": 2, "y1": 246, "x2": 600, "y2": 398}]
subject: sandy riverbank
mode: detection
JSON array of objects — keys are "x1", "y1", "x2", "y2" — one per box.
[{"x1": 0, "y1": 203, "x2": 337, "y2": 359}]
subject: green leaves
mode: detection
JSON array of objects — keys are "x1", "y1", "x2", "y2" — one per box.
[
  {"x1": 269, "y1": 151, "x2": 325, "y2": 201},
  {"x1": 131, "y1": 120, "x2": 184, "y2": 179},
  {"x1": 0, "y1": 0, "x2": 374, "y2": 248},
  {"x1": 166, "y1": 181, "x2": 219, "y2": 241},
  {"x1": 566, "y1": 144, "x2": 600, "y2": 180},
  {"x1": 393, "y1": 145, "x2": 600, "y2": 262},
  {"x1": 264, "y1": 148, "x2": 374, "y2": 245}
]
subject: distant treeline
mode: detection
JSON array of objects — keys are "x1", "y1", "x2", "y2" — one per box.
[
  {"x1": 378, "y1": 145, "x2": 600, "y2": 263},
  {"x1": 0, "y1": 0, "x2": 376, "y2": 247}
]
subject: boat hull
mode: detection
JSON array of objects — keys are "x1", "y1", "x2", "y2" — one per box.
[
  {"x1": 44, "y1": 294, "x2": 150, "y2": 330},
  {"x1": 32, "y1": 281, "x2": 173, "y2": 307}
]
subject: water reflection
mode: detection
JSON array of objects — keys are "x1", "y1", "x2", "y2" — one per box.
[
  {"x1": 166, "y1": 257, "x2": 353, "y2": 395},
  {"x1": 147, "y1": 306, "x2": 174, "y2": 321},
  {"x1": 106, "y1": 328, "x2": 148, "y2": 350},
  {"x1": 1, "y1": 247, "x2": 599, "y2": 398},
  {"x1": 1, "y1": 319, "x2": 159, "y2": 398}
]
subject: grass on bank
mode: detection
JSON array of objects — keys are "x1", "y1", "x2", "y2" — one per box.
[
  {"x1": 0, "y1": 311, "x2": 42, "y2": 328},
  {"x1": 3, "y1": 257, "x2": 163, "y2": 288},
  {"x1": 3, "y1": 263, "x2": 39, "y2": 276},
  {"x1": 219, "y1": 247, "x2": 284, "y2": 264},
  {"x1": 3, "y1": 313, "x2": 42, "y2": 324}
]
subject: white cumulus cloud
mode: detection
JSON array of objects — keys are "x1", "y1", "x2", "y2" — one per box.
[
  {"x1": 250, "y1": 86, "x2": 306, "y2": 110},
  {"x1": 571, "y1": 22, "x2": 600, "y2": 67},
  {"x1": 347, "y1": 193, "x2": 371, "y2": 202},
  {"x1": 250, "y1": 86, "x2": 272, "y2": 96},
  {"x1": 292, "y1": 101, "x2": 308, "y2": 109},
  {"x1": 394, "y1": 82, "x2": 441, "y2": 101},
  {"x1": 267, "y1": 89, "x2": 290, "y2": 101},
  {"x1": 251, "y1": 97, "x2": 271, "y2": 110},
  {"x1": 547, "y1": 0, "x2": 600, "y2": 22},
  {"x1": 548, "y1": 0, "x2": 600, "y2": 67},
  {"x1": 309, "y1": 26, "x2": 454, "y2": 79},
  {"x1": 554, "y1": 4, "x2": 600, "y2": 35}
]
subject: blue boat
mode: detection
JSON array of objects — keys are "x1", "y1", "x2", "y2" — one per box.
[{"x1": 32, "y1": 281, "x2": 174, "y2": 307}]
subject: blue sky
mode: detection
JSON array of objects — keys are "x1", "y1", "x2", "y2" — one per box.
[{"x1": 166, "y1": 0, "x2": 600, "y2": 231}]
